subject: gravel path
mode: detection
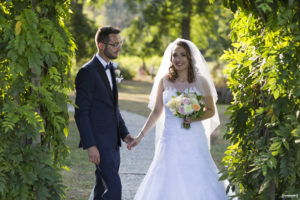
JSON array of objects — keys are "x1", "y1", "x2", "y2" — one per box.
[{"x1": 119, "y1": 110, "x2": 155, "y2": 200}]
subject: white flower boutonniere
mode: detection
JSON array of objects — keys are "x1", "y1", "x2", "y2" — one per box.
[
  {"x1": 111, "y1": 62, "x2": 123, "y2": 83},
  {"x1": 115, "y1": 69, "x2": 123, "y2": 83}
]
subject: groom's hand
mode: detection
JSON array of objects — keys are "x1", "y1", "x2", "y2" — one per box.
[
  {"x1": 87, "y1": 146, "x2": 100, "y2": 165},
  {"x1": 123, "y1": 134, "x2": 134, "y2": 145},
  {"x1": 127, "y1": 134, "x2": 143, "y2": 150}
]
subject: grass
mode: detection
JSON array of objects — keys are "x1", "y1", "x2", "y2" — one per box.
[
  {"x1": 63, "y1": 76, "x2": 231, "y2": 199},
  {"x1": 62, "y1": 115, "x2": 95, "y2": 200},
  {"x1": 118, "y1": 77, "x2": 154, "y2": 117}
]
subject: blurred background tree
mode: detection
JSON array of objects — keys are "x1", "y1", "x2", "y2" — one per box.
[
  {"x1": 68, "y1": 0, "x2": 232, "y2": 66},
  {"x1": 123, "y1": 0, "x2": 233, "y2": 63},
  {"x1": 67, "y1": 0, "x2": 97, "y2": 66},
  {"x1": 67, "y1": 0, "x2": 233, "y2": 102}
]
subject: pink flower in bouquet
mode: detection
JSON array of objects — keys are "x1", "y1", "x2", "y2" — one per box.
[
  {"x1": 182, "y1": 97, "x2": 190, "y2": 105},
  {"x1": 178, "y1": 105, "x2": 185, "y2": 115}
]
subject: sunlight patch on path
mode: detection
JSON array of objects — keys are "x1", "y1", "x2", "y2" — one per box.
[{"x1": 119, "y1": 92, "x2": 149, "y2": 103}]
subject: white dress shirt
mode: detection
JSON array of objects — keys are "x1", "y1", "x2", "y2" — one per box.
[{"x1": 95, "y1": 54, "x2": 113, "y2": 90}]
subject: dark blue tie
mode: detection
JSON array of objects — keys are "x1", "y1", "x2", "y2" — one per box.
[{"x1": 105, "y1": 63, "x2": 112, "y2": 70}]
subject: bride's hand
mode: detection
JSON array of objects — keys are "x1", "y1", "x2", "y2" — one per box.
[
  {"x1": 183, "y1": 116, "x2": 192, "y2": 124},
  {"x1": 127, "y1": 133, "x2": 143, "y2": 150}
]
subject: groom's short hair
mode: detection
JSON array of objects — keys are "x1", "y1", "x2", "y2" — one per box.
[{"x1": 95, "y1": 26, "x2": 121, "y2": 48}]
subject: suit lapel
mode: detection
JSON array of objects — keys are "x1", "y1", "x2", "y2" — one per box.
[
  {"x1": 110, "y1": 67, "x2": 118, "y2": 105},
  {"x1": 92, "y1": 57, "x2": 114, "y2": 101}
]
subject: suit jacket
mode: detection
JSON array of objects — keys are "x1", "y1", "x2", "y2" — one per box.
[{"x1": 74, "y1": 56, "x2": 129, "y2": 152}]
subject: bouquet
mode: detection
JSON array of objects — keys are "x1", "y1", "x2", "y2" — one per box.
[{"x1": 166, "y1": 92, "x2": 205, "y2": 129}]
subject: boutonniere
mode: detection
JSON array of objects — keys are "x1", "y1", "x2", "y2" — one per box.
[
  {"x1": 111, "y1": 62, "x2": 123, "y2": 83},
  {"x1": 115, "y1": 69, "x2": 123, "y2": 83}
]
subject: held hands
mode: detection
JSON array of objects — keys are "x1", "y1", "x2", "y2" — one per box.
[
  {"x1": 124, "y1": 134, "x2": 134, "y2": 144},
  {"x1": 87, "y1": 134, "x2": 135, "y2": 165},
  {"x1": 127, "y1": 133, "x2": 143, "y2": 150},
  {"x1": 124, "y1": 133, "x2": 141, "y2": 150}
]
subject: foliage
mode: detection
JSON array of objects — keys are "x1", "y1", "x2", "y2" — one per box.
[
  {"x1": 123, "y1": 0, "x2": 233, "y2": 62},
  {"x1": 104, "y1": 0, "x2": 136, "y2": 29},
  {"x1": 116, "y1": 55, "x2": 161, "y2": 78},
  {"x1": 68, "y1": 0, "x2": 136, "y2": 71},
  {"x1": 0, "y1": 0, "x2": 75, "y2": 199},
  {"x1": 67, "y1": 0, "x2": 97, "y2": 64},
  {"x1": 220, "y1": 0, "x2": 300, "y2": 199},
  {"x1": 117, "y1": 65, "x2": 135, "y2": 80}
]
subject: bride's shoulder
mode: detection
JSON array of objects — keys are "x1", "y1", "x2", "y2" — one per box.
[
  {"x1": 195, "y1": 74, "x2": 209, "y2": 85},
  {"x1": 162, "y1": 74, "x2": 169, "y2": 81},
  {"x1": 161, "y1": 75, "x2": 174, "y2": 87},
  {"x1": 156, "y1": 76, "x2": 167, "y2": 91},
  {"x1": 195, "y1": 73, "x2": 206, "y2": 80},
  {"x1": 158, "y1": 75, "x2": 169, "y2": 85}
]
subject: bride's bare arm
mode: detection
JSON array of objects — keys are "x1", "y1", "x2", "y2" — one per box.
[
  {"x1": 196, "y1": 96, "x2": 215, "y2": 121},
  {"x1": 187, "y1": 75, "x2": 216, "y2": 122},
  {"x1": 127, "y1": 79, "x2": 164, "y2": 149}
]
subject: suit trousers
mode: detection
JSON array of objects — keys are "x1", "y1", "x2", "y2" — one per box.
[{"x1": 93, "y1": 148, "x2": 121, "y2": 200}]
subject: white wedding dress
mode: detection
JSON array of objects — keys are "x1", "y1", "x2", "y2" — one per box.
[{"x1": 134, "y1": 80, "x2": 228, "y2": 200}]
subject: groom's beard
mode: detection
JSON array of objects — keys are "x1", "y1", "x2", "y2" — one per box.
[{"x1": 104, "y1": 46, "x2": 118, "y2": 60}]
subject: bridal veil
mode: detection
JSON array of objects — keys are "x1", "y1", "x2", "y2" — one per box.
[{"x1": 148, "y1": 38, "x2": 220, "y2": 151}]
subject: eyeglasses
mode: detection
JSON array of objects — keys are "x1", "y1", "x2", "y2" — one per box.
[{"x1": 103, "y1": 41, "x2": 123, "y2": 48}]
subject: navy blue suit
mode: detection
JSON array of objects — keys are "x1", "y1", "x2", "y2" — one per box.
[{"x1": 75, "y1": 56, "x2": 129, "y2": 200}]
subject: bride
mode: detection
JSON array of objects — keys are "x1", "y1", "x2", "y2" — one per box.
[{"x1": 128, "y1": 39, "x2": 230, "y2": 199}]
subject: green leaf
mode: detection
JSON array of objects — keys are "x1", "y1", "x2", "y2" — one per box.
[
  {"x1": 271, "y1": 151, "x2": 279, "y2": 156},
  {"x1": 280, "y1": 157, "x2": 289, "y2": 178},
  {"x1": 21, "y1": 170, "x2": 37, "y2": 185},
  {"x1": 259, "y1": 179, "x2": 270, "y2": 194},
  {"x1": 15, "y1": 21, "x2": 22, "y2": 35},
  {"x1": 291, "y1": 126, "x2": 300, "y2": 137},
  {"x1": 256, "y1": 107, "x2": 265, "y2": 114},
  {"x1": 36, "y1": 184, "x2": 50, "y2": 200},
  {"x1": 270, "y1": 142, "x2": 281, "y2": 151},
  {"x1": 273, "y1": 89, "x2": 280, "y2": 99},
  {"x1": 232, "y1": 42, "x2": 241, "y2": 48},
  {"x1": 262, "y1": 164, "x2": 268, "y2": 176},
  {"x1": 63, "y1": 127, "x2": 68, "y2": 138},
  {"x1": 27, "y1": 50, "x2": 43, "y2": 75},
  {"x1": 282, "y1": 140, "x2": 289, "y2": 150},
  {"x1": 267, "y1": 156, "x2": 277, "y2": 169}
]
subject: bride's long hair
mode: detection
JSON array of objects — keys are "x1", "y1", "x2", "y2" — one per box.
[{"x1": 167, "y1": 41, "x2": 195, "y2": 83}]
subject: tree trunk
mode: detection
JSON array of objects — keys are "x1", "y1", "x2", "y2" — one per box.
[
  {"x1": 181, "y1": 13, "x2": 191, "y2": 40},
  {"x1": 31, "y1": 68, "x2": 41, "y2": 144},
  {"x1": 269, "y1": 180, "x2": 275, "y2": 200},
  {"x1": 30, "y1": 0, "x2": 41, "y2": 145},
  {"x1": 180, "y1": 0, "x2": 192, "y2": 40}
]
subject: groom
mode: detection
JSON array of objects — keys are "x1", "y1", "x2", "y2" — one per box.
[{"x1": 74, "y1": 26, "x2": 133, "y2": 200}]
